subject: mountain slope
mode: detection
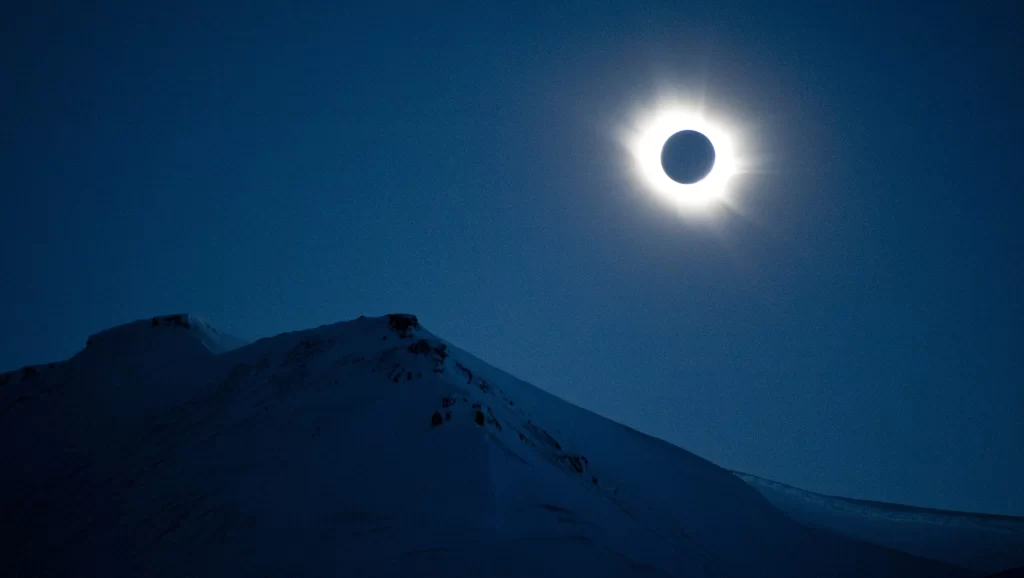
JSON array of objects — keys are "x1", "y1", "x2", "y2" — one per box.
[
  {"x1": 1, "y1": 314, "x2": 977, "y2": 577},
  {"x1": 735, "y1": 472, "x2": 1024, "y2": 574}
]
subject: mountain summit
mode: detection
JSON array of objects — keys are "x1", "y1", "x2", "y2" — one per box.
[
  {"x1": 84, "y1": 313, "x2": 248, "y2": 356},
  {"x1": 1, "y1": 314, "x2": 1018, "y2": 577}
]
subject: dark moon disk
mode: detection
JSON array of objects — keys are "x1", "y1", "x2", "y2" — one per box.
[{"x1": 660, "y1": 130, "x2": 716, "y2": 184}]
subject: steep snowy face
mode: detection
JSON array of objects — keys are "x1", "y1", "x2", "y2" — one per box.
[
  {"x1": 1, "y1": 314, "x2": 248, "y2": 518},
  {"x1": 1, "y1": 314, "x2": 974, "y2": 578},
  {"x1": 64, "y1": 313, "x2": 248, "y2": 416},
  {"x1": 1, "y1": 314, "x2": 247, "y2": 426},
  {"x1": 735, "y1": 472, "x2": 1024, "y2": 574}
]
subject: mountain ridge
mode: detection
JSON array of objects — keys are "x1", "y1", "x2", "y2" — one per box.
[
  {"x1": 0, "y1": 312, "x2": 1000, "y2": 577},
  {"x1": 734, "y1": 471, "x2": 1024, "y2": 573}
]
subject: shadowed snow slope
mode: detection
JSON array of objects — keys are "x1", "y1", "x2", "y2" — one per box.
[
  {"x1": 735, "y1": 472, "x2": 1024, "y2": 574},
  {"x1": 0, "y1": 314, "x2": 985, "y2": 577}
]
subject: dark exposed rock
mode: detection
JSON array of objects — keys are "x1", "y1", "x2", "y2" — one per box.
[
  {"x1": 433, "y1": 343, "x2": 448, "y2": 361},
  {"x1": 537, "y1": 504, "x2": 573, "y2": 514},
  {"x1": 558, "y1": 454, "x2": 589, "y2": 474},
  {"x1": 151, "y1": 314, "x2": 191, "y2": 329},
  {"x1": 431, "y1": 411, "x2": 443, "y2": 426},
  {"x1": 487, "y1": 412, "x2": 502, "y2": 431},
  {"x1": 455, "y1": 362, "x2": 473, "y2": 384},
  {"x1": 408, "y1": 340, "x2": 432, "y2": 355},
  {"x1": 525, "y1": 422, "x2": 562, "y2": 451},
  {"x1": 474, "y1": 411, "x2": 485, "y2": 426},
  {"x1": 407, "y1": 340, "x2": 449, "y2": 374},
  {"x1": 387, "y1": 314, "x2": 420, "y2": 338}
]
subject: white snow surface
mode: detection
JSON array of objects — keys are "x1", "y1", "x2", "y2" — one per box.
[
  {"x1": 735, "y1": 472, "x2": 1024, "y2": 574},
  {"x1": 0, "y1": 314, "x2": 992, "y2": 577}
]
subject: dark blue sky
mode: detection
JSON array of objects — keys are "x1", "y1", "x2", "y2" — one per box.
[{"x1": 3, "y1": 1, "x2": 1021, "y2": 515}]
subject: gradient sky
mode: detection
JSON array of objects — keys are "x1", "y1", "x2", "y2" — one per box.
[{"x1": 2, "y1": 1, "x2": 1021, "y2": 515}]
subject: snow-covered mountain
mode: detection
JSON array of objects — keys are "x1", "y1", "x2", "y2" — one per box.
[
  {"x1": 735, "y1": 472, "x2": 1024, "y2": 574},
  {"x1": 0, "y1": 314, "x2": 1010, "y2": 577}
]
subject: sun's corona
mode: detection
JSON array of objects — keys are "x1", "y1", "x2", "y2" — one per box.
[{"x1": 629, "y1": 109, "x2": 738, "y2": 210}]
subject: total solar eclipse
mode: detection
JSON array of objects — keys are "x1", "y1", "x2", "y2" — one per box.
[
  {"x1": 628, "y1": 108, "x2": 738, "y2": 210},
  {"x1": 660, "y1": 130, "x2": 716, "y2": 184}
]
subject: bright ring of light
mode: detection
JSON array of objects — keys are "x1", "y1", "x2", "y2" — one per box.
[{"x1": 630, "y1": 109, "x2": 738, "y2": 209}]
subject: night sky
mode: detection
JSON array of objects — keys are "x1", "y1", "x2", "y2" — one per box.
[{"x1": 2, "y1": 1, "x2": 1021, "y2": 515}]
